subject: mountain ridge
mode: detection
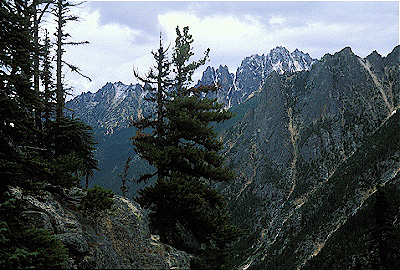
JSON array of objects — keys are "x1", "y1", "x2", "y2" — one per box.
[{"x1": 197, "y1": 46, "x2": 316, "y2": 109}]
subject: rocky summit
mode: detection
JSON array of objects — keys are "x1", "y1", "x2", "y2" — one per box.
[
  {"x1": 66, "y1": 81, "x2": 152, "y2": 135},
  {"x1": 196, "y1": 46, "x2": 315, "y2": 109}
]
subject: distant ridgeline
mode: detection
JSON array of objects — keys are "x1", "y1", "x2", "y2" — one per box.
[{"x1": 66, "y1": 45, "x2": 400, "y2": 269}]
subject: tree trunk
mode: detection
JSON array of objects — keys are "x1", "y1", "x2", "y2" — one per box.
[{"x1": 56, "y1": 0, "x2": 64, "y2": 120}]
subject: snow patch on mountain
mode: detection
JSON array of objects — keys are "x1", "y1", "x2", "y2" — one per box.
[{"x1": 113, "y1": 82, "x2": 129, "y2": 103}]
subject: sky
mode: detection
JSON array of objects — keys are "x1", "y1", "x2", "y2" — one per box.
[{"x1": 57, "y1": 1, "x2": 399, "y2": 98}]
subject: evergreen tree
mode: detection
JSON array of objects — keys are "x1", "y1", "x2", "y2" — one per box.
[
  {"x1": 40, "y1": 29, "x2": 56, "y2": 127},
  {"x1": 53, "y1": 0, "x2": 90, "y2": 120},
  {"x1": 0, "y1": 196, "x2": 68, "y2": 269},
  {"x1": 365, "y1": 185, "x2": 400, "y2": 269},
  {"x1": 118, "y1": 156, "x2": 132, "y2": 196},
  {"x1": 1, "y1": 0, "x2": 97, "y2": 191},
  {"x1": 0, "y1": 0, "x2": 40, "y2": 189},
  {"x1": 1, "y1": 2, "x2": 68, "y2": 268},
  {"x1": 32, "y1": 0, "x2": 51, "y2": 138},
  {"x1": 131, "y1": 35, "x2": 172, "y2": 182},
  {"x1": 164, "y1": 26, "x2": 235, "y2": 182},
  {"x1": 134, "y1": 26, "x2": 240, "y2": 269},
  {"x1": 45, "y1": 116, "x2": 98, "y2": 188}
]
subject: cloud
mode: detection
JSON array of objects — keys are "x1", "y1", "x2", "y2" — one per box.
[
  {"x1": 61, "y1": 6, "x2": 157, "y2": 97},
  {"x1": 269, "y1": 15, "x2": 286, "y2": 27},
  {"x1": 157, "y1": 10, "x2": 398, "y2": 72},
  {"x1": 59, "y1": 2, "x2": 398, "y2": 97}
]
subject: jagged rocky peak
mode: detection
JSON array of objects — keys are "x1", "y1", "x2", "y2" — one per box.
[
  {"x1": 267, "y1": 45, "x2": 291, "y2": 62},
  {"x1": 195, "y1": 46, "x2": 316, "y2": 109},
  {"x1": 199, "y1": 66, "x2": 218, "y2": 85},
  {"x1": 236, "y1": 46, "x2": 315, "y2": 100},
  {"x1": 291, "y1": 48, "x2": 315, "y2": 69},
  {"x1": 339, "y1": 46, "x2": 354, "y2": 54},
  {"x1": 199, "y1": 65, "x2": 234, "y2": 86},
  {"x1": 66, "y1": 81, "x2": 152, "y2": 134},
  {"x1": 241, "y1": 46, "x2": 315, "y2": 74}
]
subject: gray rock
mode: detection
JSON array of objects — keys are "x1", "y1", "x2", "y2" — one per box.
[
  {"x1": 21, "y1": 210, "x2": 54, "y2": 233},
  {"x1": 56, "y1": 233, "x2": 89, "y2": 254},
  {"x1": 9, "y1": 187, "x2": 190, "y2": 269}
]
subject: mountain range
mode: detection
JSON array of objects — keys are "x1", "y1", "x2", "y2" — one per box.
[
  {"x1": 66, "y1": 45, "x2": 400, "y2": 269},
  {"x1": 67, "y1": 46, "x2": 315, "y2": 134}
]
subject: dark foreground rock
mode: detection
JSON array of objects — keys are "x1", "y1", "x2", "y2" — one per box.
[{"x1": 8, "y1": 186, "x2": 190, "y2": 269}]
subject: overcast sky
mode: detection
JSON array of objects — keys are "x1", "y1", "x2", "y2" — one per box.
[{"x1": 60, "y1": 1, "x2": 399, "y2": 97}]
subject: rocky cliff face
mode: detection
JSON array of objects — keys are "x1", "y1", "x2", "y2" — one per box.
[
  {"x1": 8, "y1": 186, "x2": 190, "y2": 269},
  {"x1": 66, "y1": 82, "x2": 152, "y2": 135},
  {"x1": 197, "y1": 46, "x2": 315, "y2": 109},
  {"x1": 217, "y1": 45, "x2": 400, "y2": 269}
]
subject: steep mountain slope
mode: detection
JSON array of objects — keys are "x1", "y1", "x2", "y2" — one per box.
[
  {"x1": 197, "y1": 46, "x2": 315, "y2": 109},
  {"x1": 66, "y1": 81, "x2": 152, "y2": 135},
  {"x1": 217, "y1": 46, "x2": 399, "y2": 269},
  {"x1": 304, "y1": 179, "x2": 400, "y2": 269}
]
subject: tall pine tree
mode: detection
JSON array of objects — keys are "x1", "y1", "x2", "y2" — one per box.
[
  {"x1": 133, "y1": 26, "x2": 240, "y2": 269},
  {"x1": 53, "y1": 0, "x2": 90, "y2": 120},
  {"x1": 0, "y1": 0, "x2": 40, "y2": 188},
  {"x1": 131, "y1": 35, "x2": 172, "y2": 182}
]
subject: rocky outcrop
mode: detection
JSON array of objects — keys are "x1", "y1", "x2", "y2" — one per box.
[{"x1": 8, "y1": 186, "x2": 190, "y2": 269}]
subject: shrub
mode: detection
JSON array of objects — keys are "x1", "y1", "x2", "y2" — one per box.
[{"x1": 80, "y1": 185, "x2": 114, "y2": 213}]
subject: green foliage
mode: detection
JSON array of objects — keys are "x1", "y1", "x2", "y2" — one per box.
[
  {"x1": 45, "y1": 116, "x2": 99, "y2": 188},
  {"x1": 164, "y1": 95, "x2": 235, "y2": 182},
  {"x1": 0, "y1": 198, "x2": 68, "y2": 269},
  {"x1": 1, "y1": 1, "x2": 97, "y2": 269},
  {"x1": 80, "y1": 185, "x2": 114, "y2": 213},
  {"x1": 118, "y1": 156, "x2": 132, "y2": 196},
  {"x1": 0, "y1": 0, "x2": 97, "y2": 190},
  {"x1": 305, "y1": 184, "x2": 400, "y2": 269},
  {"x1": 132, "y1": 26, "x2": 234, "y2": 183},
  {"x1": 0, "y1": 0, "x2": 38, "y2": 189},
  {"x1": 133, "y1": 26, "x2": 241, "y2": 269},
  {"x1": 137, "y1": 174, "x2": 242, "y2": 269}
]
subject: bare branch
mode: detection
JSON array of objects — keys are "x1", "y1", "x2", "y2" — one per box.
[{"x1": 62, "y1": 60, "x2": 92, "y2": 81}]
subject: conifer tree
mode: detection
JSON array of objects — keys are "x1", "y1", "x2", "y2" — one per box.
[
  {"x1": 131, "y1": 35, "x2": 172, "y2": 182},
  {"x1": 365, "y1": 185, "x2": 400, "y2": 269},
  {"x1": 53, "y1": 0, "x2": 90, "y2": 120},
  {"x1": 1, "y1": 1, "x2": 69, "y2": 268},
  {"x1": 118, "y1": 156, "x2": 132, "y2": 196},
  {"x1": 0, "y1": 0, "x2": 39, "y2": 188},
  {"x1": 32, "y1": 0, "x2": 51, "y2": 137},
  {"x1": 40, "y1": 29, "x2": 56, "y2": 127},
  {"x1": 134, "y1": 26, "x2": 240, "y2": 269},
  {"x1": 165, "y1": 26, "x2": 235, "y2": 182}
]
